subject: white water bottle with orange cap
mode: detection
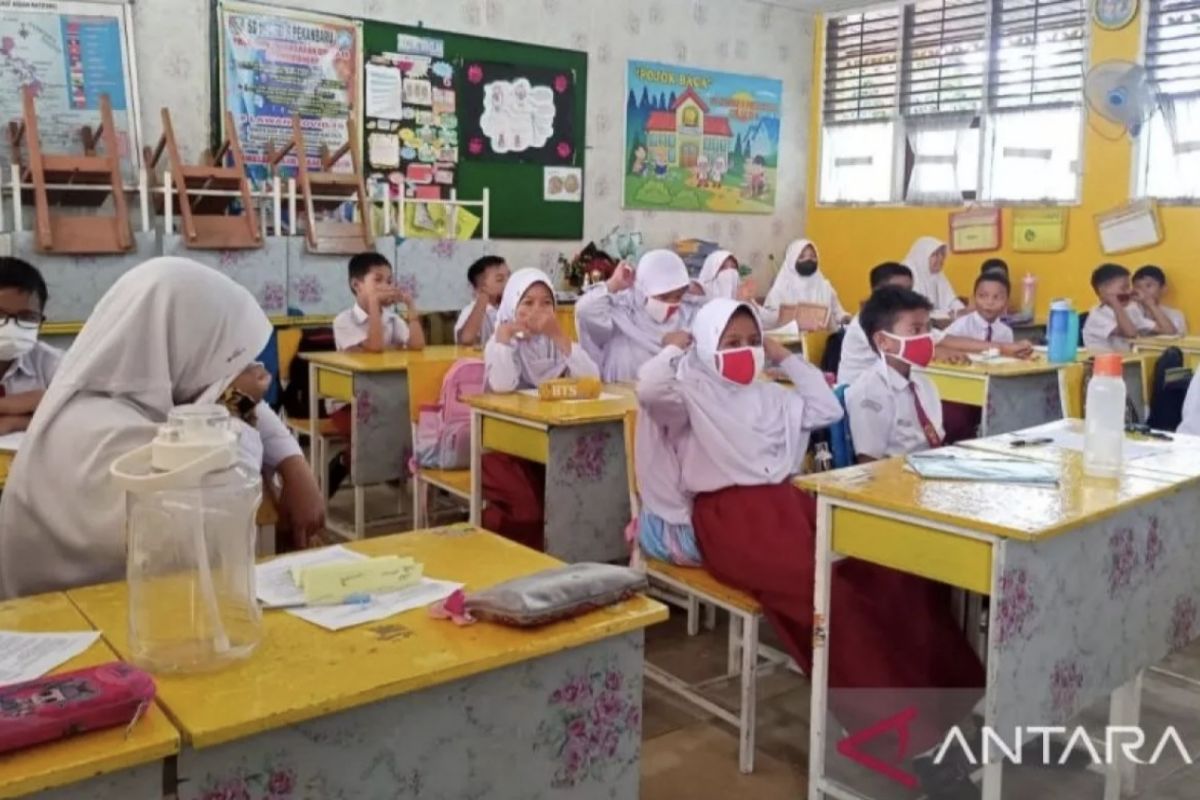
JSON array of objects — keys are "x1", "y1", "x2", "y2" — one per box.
[{"x1": 1084, "y1": 353, "x2": 1126, "y2": 479}]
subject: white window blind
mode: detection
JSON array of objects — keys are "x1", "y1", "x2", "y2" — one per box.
[
  {"x1": 1145, "y1": 0, "x2": 1200, "y2": 98},
  {"x1": 1138, "y1": 0, "x2": 1200, "y2": 199},
  {"x1": 989, "y1": 0, "x2": 1087, "y2": 110},
  {"x1": 823, "y1": 10, "x2": 901, "y2": 124},
  {"x1": 902, "y1": 0, "x2": 989, "y2": 116}
]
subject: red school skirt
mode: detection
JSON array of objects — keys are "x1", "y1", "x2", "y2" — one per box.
[{"x1": 481, "y1": 453, "x2": 546, "y2": 551}]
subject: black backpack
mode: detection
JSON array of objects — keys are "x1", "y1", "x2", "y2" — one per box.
[
  {"x1": 1147, "y1": 346, "x2": 1192, "y2": 431},
  {"x1": 280, "y1": 327, "x2": 336, "y2": 420}
]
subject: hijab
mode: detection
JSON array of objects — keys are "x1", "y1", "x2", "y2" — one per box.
[
  {"x1": 495, "y1": 267, "x2": 569, "y2": 386},
  {"x1": 903, "y1": 236, "x2": 960, "y2": 314},
  {"x1": 698, "y1": 250, "x2": 737, "y2": 299},
  {"x1": 765, "y1": 239, "x2": 836, "y2": 310},
  {"x1": 675, "y1": 298, "x2": 813, "y2": 486},
  {"x1": 0, "y1": 257, "x2": 272, "y2": 599}
]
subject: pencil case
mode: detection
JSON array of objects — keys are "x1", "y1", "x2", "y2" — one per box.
[{"x1": 537, "y1": 377, "x2": 602, "y2": 400}]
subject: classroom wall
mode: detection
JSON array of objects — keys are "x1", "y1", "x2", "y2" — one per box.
[
  {"x1": 804, "y1": 12, "x2": 1200, "y2": 325},
  {"x1": 130, "y1": 0, "x2": 816, "y2": 291}
]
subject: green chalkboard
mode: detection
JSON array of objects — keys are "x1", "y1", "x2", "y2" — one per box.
[{"x1": 361, "y1": 21, "x2": 587, "y2": 240}]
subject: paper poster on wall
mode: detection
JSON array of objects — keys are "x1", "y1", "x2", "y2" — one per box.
[
  {"x1": 460, "y1": 61, "x2": 577, "y2": 164},
  {"x1": 544, "y1": 167, "x2": 582, "y2": 202},
  {"x1": 363, "y1": 44, "x2": 456, "y2": 204},
  {"x1": 624, "y1": 61, "x2": 782, "y2": 215},
  {"x1": 949, "y1": 207, "x2": 1001, "y2": 253},
  {"x1": 1013, "y1": 209, "x2": 1068, "y2": 253},
  {"x1": 0, "y1": 0, "x2": 140, "y2": 182},
  {"x1": 218, "y1": 1, "x2": 361, "y2": 184},
  {"x1": 365, "y1": 63, "x2": 403, "y2": 121},
  {"x1": 1096, "y1": 199, "x2": 1162, "y2": 255}
]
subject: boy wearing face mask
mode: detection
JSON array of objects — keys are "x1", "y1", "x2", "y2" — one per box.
[
  {"x1": 847, "y1": 286, "x2": 945, "y2": 461},
  {"x1": 0, "y1": 258, "x2": 63, "y2": 434},
  {"x1": 1083, "y1": 263, "x2": 1164, "y2": 353}
]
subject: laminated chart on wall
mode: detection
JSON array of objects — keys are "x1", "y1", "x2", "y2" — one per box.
[
  {"x1": 1096, "y1": 199, "x2": 1162, "y2": 255},
  {"x1": 948, "y1": 207, "x2": 1001, "y2": 253},
  {"x1": 363, "y1": 35, "x2": 459, "y2": 205},
  {"x1": 458, "y1": 61, "x2": 577, "y2": 165},
  {"x1": 217, "y1": 1, "x2": 362, "y2": 184},
  {"x1": 1012, "y1": 208, "x2": 1068, "y2": 253},
  {"x1": 0, "y1": 0, "x2": 140, "y2": 182}
]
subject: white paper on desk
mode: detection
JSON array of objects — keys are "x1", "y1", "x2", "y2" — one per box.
[
  {"x1": 767, "y1": 320, "x2": 800, "y2": 337},
  {"x1": 967, "y1": 354, "x2": 1020, "y2": 364},
  {"x1": 0, "y1": 431, "x2": 24, "y2": 452},
  {"x1": 517, "y1": 389, "x2": 622, "y2": 402},
  {"x1": 0, "y1": 630, "x2": 101, "y2": 687},
  {"x1": 288, "y1": 578, "x2": 462, "y2": 631},
  {"x1": 1010, "y1": 428, "x2": 1169, "y2": 461},
  {"x1": 256, "y1": 546, "x2": 368, "y2": 608}
]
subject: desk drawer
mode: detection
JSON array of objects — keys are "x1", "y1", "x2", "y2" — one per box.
[
  {"x1": 315, "y1": 368, "x2": 353, "y2": 402},
  {"x1": 925, "y1": 372, "x2": 987, "y2": 407},
  {"x1": 831, "y1": 507, "x2": 992, "y2": 595},
  {"x1": 481, "y1": 417, "x2": 549, "y2": 464}
]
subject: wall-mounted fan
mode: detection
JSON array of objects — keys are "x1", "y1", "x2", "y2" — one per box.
[{"x1": 1085, "y1": 60, "x2": 1160, "y2": 137}]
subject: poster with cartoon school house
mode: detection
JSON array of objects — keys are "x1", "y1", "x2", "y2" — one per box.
[{"x1": 624, "y1": 61, "x2": 781, "y2": 214}]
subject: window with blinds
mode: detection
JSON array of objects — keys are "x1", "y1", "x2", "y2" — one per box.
[
  {"x1": 989, "y1": 0, "x2": 1087, "y2": 110},
  {"x1": 901, "y1": 0, "x2": 989, "y2": 116},
  {"x1": 1145, "y1": 0, "x2": 1200, "y2": 98},
  {"x1": 822, "y1": 10, "x2": 900, "y2": 124}
]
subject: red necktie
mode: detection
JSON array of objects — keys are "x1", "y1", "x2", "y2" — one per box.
[
  {"x1": 986, "y1": 324, "x2": 993, "y2": 342},
  {"x1": 908, "y1": 383, "x2": 943, "y2": 448}
]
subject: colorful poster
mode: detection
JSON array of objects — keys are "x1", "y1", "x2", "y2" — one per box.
[
  {"x1": 218, "y1": 1, "x2": 361, "y2": 184},
  {"x1": 624, "y1": 61, "x2": 782, "y2": 214},
  {"x1": 459, "y1": 61, "x2": 577, "y2": 165},
  {"x1": 363, "y1": 45, "x2": 457, "y2": 204},
  {"x1": 0, "y1": 0, "x2": 139, "y2": 182}
]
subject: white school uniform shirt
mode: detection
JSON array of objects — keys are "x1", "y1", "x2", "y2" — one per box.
[
  {"x1": 1180, "y1": 371, "x2": 1200, "y2": 436},
  {"x1": 836, "y1": 315, "x2": 947, "y2": 387},
  {"x1": 1163, "y1": 305, "x2": 1187, "y2": 336},
  {"x1": 0, "y1": 341, "x2": 63, "y2": 395},
  {"x1": 453, "y1": 302, "x2": 498, "y2": 345},
  {"x1": 846, "y1": 359, "x2": 944, "y2": 459},
  {"x1": 333, "y1": 304, "x2": 411, "y2": 351},
  {"x1": 483, "y1": 339, "x2": 599, "y2": 392},
  {"x1": 943, "y1": 311, "x2": 1014, "y2": 344},
  {"x1": 1082, "y1": 303, "x2": 1155, "y2": 354}
]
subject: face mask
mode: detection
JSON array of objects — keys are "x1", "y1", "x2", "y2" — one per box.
[
  {"x1": 645, "y1": 297, "x2": 681, "y2": 324},
  {"x1": 0, "y1": 324, "x2": 38, "y2": 361},
  {"x1": 714, "y1": 346, "x2": 765, "y2": 385},
  {"x1": 880, "y1": 331, "x2": 935, "y2": 368},
  {"x1": 712, "y1": 270, "x2": 740, "y2": 299},
  {"x1": 795, "y1": 259, "x2": 819, "y2": 277}
]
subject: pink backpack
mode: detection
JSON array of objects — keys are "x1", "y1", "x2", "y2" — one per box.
[{"x1": 413, "y1": 358, "x2": 485, "y2": 470}]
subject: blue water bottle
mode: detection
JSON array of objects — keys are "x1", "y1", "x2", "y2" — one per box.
[{"x1": 1048, "y1": 300, "x2": 1072, "y2": 363}]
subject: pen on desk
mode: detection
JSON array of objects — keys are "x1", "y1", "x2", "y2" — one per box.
[
  {"x1": 271, "y1": 593, "x2": 373, "y2": 610},
  {"x1": 1009, "y1": 437, "x2": 1053, "y2": 447}
]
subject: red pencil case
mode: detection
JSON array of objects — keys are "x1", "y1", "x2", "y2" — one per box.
[{"x1": 0, "y1": 662, "x2": 156, "y2": 754}]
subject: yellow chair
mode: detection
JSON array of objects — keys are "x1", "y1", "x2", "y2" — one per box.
[{"x1": 407, "y1": 358, "x2": 474, "y2": 529}]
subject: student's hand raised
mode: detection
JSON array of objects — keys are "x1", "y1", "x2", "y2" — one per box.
[
  {"x1": 661, "y1": 330, "x2": 693, "y2": 350},
  {"x1": 763, "y1": 336, "x2": 792, "y2": 365},
  {"x1": 607, "y1": 262, "x2": 635, "y2": 294}
]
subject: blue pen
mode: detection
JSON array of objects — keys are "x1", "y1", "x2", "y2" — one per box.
[{"x1": 273, "y1": 593, "x2": 373, "y2": 610}]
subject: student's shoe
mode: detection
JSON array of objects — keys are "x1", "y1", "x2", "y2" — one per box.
[{"x1": 327, "y1": 456, "x2": 348, "y2": 498}]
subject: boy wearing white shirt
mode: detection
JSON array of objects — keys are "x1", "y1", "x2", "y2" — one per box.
[
  {"x1": 0, "y1": 258, "x2": 63, "y2": 434},
  {"x1": 332, "y1": 252, "x2": 426, "y2": 353},
  {"x1": 454, "y1": 255, "x2": 510, "y2": 346},
  {"x1": 1083, "y1": 263, "x2": 1168, "y2": 353},
  {"x1": 838, "y1": 262, "x2": 915, "y2": 386},
  {"x1": 847, "y1": 287, "x2": 946, "y2": 461},
  {"x1": 944, "y1": 273, "x2": 1016, "y2": 345},
  {"x1": 1133, "y1": 265, "x2": 1186, "y2": 336}
]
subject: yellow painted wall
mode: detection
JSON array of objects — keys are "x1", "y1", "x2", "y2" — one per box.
[{"x1": 804, "y1": 13, "x2": 1200, "y2": 326}]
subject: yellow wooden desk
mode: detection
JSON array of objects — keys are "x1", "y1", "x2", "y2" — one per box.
[
  {"x1": 0, "y1": 452, "x2": 9, "y2": 491},
  {"x1": 68, "y1": 527, "x2": 665, "y2": 800},
  {"x1": 0, "y1": 594, "x2": 179, "y2": 800},
  {"x1": 1134, "y1": 335, "x2": 1200, "y2": 369},
  {"x1": 797, "y1": 444, "x2": 1200, "y2": 800},
  {"x1": 766, "y1": 331, "x2": 830, "y2": 367},
  {"x1": 302, "y1": 346, "x2": 477, "y2": 538},
  {"x1": 468, "y1": 387, "x2": 637, "y2": 563}
]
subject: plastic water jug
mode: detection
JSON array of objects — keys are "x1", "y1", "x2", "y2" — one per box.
[
  {"x1": 1047, "y1": 300, "x2": 1079, "y2": 364},
  {"x1": 112, "y1": 405, "x2": 262, "y2": 673},
  {"x1": 1084, "y1": 354, "x2": 1126, "y2": 479}
]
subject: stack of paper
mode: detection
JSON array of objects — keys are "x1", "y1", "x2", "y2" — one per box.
[
  {"x1": 0, "y1": 631, "x2": 100, "y2": 687},
  {"x1": 907, "y1": 453, "x2": 1060, "y2": 484}
]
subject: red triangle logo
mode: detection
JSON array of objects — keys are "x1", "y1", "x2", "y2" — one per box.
[{"x1": 835, "y1": 705, "x2": 920, "y2": 788}]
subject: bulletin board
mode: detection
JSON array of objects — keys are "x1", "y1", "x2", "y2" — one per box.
[{"x1": 361, "y1": 21, "x2": 586, "y2": 240}]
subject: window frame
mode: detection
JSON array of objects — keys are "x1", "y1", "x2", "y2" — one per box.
[{"x1": 816, "y1": 0, "x2": 1088, "y2": 208}]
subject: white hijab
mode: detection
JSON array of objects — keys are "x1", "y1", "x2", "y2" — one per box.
[
  {"x1": 698, "y1": 250, "x2": 737, "y2": 299},
  {"x1": 765, "y1": 239, "x2": 836, "y2": 309},
  {"x1": 676, "y1": 299, "x2": 812, "y2": 486},
  {"x1": 903, "y1": 236, "x2": 960, "y2": 314},
  {"x1": 495, "y1": 267, "x2": 569, "y2": 386},
  {"x1": 0, "y1": 258, "x2": 272, "y2": 599}
]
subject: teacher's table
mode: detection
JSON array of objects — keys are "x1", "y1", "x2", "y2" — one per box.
[
  {"x1": 468, "y1": 387, "x2": 636, "y2": 563},
  {"x1": 303, "y1": 346, "x2": 477, "y2": 538},
  {"x1": 0, "y1": 594, "x2": 179, "y2": 800},
  {"x1": 1133, "y1": 335, "x2": 1200, "y2": 369},
  {"x1": 797, "y1": 444, "x2": 1200, "y2": 800},
  {"x1": 67, "y1": 527, "x2": 666, "y2": 800}
]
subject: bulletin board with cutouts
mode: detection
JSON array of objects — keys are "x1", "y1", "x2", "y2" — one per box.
[{"x1": 361, "y1": 21, "x2": 587, "y2": 240}]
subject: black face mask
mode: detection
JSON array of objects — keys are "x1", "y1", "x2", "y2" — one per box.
[{"x1": 795, "y1": 259, "x2": 819, "y2": 277}]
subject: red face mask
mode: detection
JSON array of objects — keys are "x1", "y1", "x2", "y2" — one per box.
[
  {"x1": 880, "y1": 332, "x2": 935, "y2": 368},
  {"x1": 714, "y1": 346, "x2": 765, "y2": 385}
]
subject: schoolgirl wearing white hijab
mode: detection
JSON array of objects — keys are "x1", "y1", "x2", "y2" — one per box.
[
  {"x1": 903, "y1": 236, "x2": 964, "y2": 317},
  {"x1": 762, "y1": 239, "x2": 847, "y2": 331},
  {"x1": 0, "y1": 258, "x2": 324, "y2": 599},
  {"x1": 575, "y1": 249, "x2": 697, "y2": 382},
  {"x1": 697, "y1": 249, "x2": 753, "y2": 301},
  {"x1": 484, "y1": 267, "x2": 598, "y2": 392}
]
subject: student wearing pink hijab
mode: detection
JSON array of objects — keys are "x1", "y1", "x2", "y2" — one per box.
[{"x1": 481, "y1": 268, "x2": 598, "y2": 549}]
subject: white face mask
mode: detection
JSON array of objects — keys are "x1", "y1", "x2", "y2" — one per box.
[
  {"x1": 645, "y1": 297, "x2": 681, "y2": 325},
  {"x1": 711, "y1": 270, "x2": 740, "y2": 299},
  {"x1": 0, "y1": 324, "x2": 38, "y2": 361}
]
